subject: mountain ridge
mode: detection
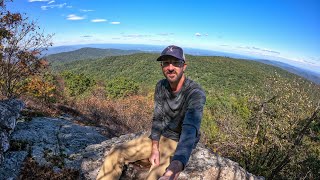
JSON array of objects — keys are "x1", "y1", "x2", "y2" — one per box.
[{"x1": 46, "y1": 45, "x2": 320, "y2": 85}]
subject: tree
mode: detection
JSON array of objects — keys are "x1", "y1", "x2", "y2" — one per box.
[
  {"x1": 105, "y1": 77, "x2": 139, "y2": 99},
  {"x1": 0, "y1": 5, "x2": 53, "y2": 98},
  {"x1": 61, "y1": 71, "x2": 96, "y2": 97},
  {"x1": 202, "y1": 74, "x2": 320, "y2": 179},
  {"x1": 24, "y1": 72, "x2": 57, "y2": 103}
]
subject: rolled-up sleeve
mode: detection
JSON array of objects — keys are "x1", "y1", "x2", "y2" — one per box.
[{"x1": 172, "y1": 90, "x2": 206, "y2": 168}]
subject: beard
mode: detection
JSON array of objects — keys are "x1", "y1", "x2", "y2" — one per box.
[{"x1": 163, "y1": 70, "x2": 183, "y2": 84}]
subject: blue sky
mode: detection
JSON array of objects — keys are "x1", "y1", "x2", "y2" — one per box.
[{"x1": 5, "y1": 0, "x2": 320, "y2": 73}]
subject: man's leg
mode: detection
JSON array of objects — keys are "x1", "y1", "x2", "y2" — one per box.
[
  {"x1": 96, "y1": 134, "x2": 152, "y2": 180},
  {"x1": 146, "y1": 136, "x2": 178, "y2": 180}
]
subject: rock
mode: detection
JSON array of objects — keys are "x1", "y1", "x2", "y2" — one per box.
[
  {"x1": 0, "y1": 99, "x2": 24, "y2": 131},
  {"x1": 0, "y1": 117, "x2": 107, "y2": 179},
  {"x1": 0, "y1": 99, "x2": 24, "y2": 164},
  {"x1": 0, "y1": 151, "x2": 28, "y2": 180},
  {"x1": 0, "y1": 101, "x2": 264, "y2": 179},
  {"x1": 81, "y1": 133, "x2": 264, "y2": 180}
]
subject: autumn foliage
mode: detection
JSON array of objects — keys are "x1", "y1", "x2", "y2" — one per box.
[{"x1": 0, "y1": 10, "x2": 53, "y2": 98}]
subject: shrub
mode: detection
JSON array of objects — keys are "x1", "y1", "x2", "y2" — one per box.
[
  {"x1": 72, "y1": 94, "x2": 153, "y2": 136},
  {"x1": 61, "y1": 71, "x2": 96, "y2": 97},
  {"x1": 105, "y1": 77, "x2": 139, "y2": 99},
  {"x1": 23, "y1": 72, "x2": 58, "y2": 103}
]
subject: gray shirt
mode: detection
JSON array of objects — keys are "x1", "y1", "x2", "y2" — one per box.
[{"x1": 149, "y1": 78, "x2": 206, "y2": 168}]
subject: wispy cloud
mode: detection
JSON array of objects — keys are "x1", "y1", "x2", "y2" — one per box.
[
  {"x1": 235, "y1": 45, "x2": 282, "y2": 59},
  {"x1": 255, "y1": 47, "x2": 280, "y2": 55},
  {"x1": 220, "y1": 44, "x2": 230, "y2": 47},
  {"x1": 66, "y1": 14, "x2": 85, "y2": 20},
  {"x1": 48, "y1": 0, "x2": 54, "y2": 4},
  {"x1": 29, "y1": 0, "x2": 50, "y2": 2},
  {"x1": 80, "y1": 9, "x2": 94, "y2": 12},
  {"x1": 122, "y1": 34, "x2": 151, "y2": 38},
  {"x1": 41, "y1": 3, "x2": 66, "y2": 10},
  {"x1": 157, "y1": 33, "x2": 174, "y2": 36},
  {"x1": 91, "y1": 19, "x2": 107, "y2": 23},
  {"x1": 195, "y1": 32, "x2": 208, "y2": 37},
  {"x1": 110, "y1": 21, "x2": 120, "y2": 25}
]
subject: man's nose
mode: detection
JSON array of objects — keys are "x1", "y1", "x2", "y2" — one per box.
[{"x1": 168, "y1": 63, "x2": 175, "y2": 70}]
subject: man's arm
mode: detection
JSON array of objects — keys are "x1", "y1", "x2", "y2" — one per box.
[
  {"x1": 149, "y1": 140, "x2": 160, "y2": 166},
  {"x1": 149, "y1": 81, "x2": 165, "y2": 165},
  {"x1": 159, "y1": 160, "x2": 183, "y2": 180},
  {"x1": 160, "y1": 90, "x2": 206, "y2": 179},
  {"x1": 150, "y1": 81, "x2": 165, "y2": 141}
]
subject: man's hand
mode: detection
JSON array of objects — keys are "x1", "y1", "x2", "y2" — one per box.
[
  {"x1": 149, "y1": 149, "x2": 160, "y2": 166},
  {"x1": 149, "y1": 140, "x2": 160, "y2": 166},
  {"x1": 158, "y1": 160, "x2": 183, "y2": 180}
]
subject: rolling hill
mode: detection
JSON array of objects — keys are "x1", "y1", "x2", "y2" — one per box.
[
  {"x1": 46, "y1": 47, "x2": 143, "y2": 64},
  {"x1": 50, "y1": 49, "x2": 319, "y2": 96},
  {"x1": 46, "y1": 46, "x2": 320, "y2": 85}
]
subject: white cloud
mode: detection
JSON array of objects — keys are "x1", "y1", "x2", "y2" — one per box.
[
  {"x1": 41, "y1": 3, "x2": 66, "y2": 10},
  {"x1": 123, "y1": 34, "x2": 151, "y2": 38},
  {"x1": 110, "y1": 21, "x2": 120, "y2": 25},
  {"x1": 237, "y1": 45, "x2": 280, "y2": 55},
  {"x1": 29, "y1": 0, "x2": 49, "y2": 2},
  {"x1": 67, "y1": 14, "x2": 85, "y2": 20},
  {"x1": 80, "y1": 9, "x2": 94, "y2": 12},
  {"x1": 91, "y1": 19, "x2": 107, "y2": 23},
  {"x1": 195, "y1": 33, "x2": 201, "y2": 37},
  {"x1": 48, "y1": 0, "x2": 55, "y2": 4},
  {"x1": 158, "y1": 33, "x2": 174, "y2": 36}
]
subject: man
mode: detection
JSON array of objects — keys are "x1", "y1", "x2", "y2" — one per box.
[{"x1": 97, "y1": 45, "x2": 206, "y2": 180}]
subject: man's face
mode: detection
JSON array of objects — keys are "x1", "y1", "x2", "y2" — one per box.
[{"x1": 161, "y1": 57, "x2": 187, "y2": 84}]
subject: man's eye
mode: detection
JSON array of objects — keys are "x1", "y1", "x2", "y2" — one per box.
[
  {"x1": 172, "y1": 62, "x2": 181, "y2": 66},
  {"x1": 162, "y1": 62, "x2": 170, "y2": 66}
]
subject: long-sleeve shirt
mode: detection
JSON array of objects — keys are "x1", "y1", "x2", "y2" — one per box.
[{"x1": 149, "y1": 78, "x2": 206, "y2": 168}]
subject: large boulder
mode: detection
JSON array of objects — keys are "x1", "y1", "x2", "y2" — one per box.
[
  {"x1": 0, "y1": 99, "x2": 24, "y2": 164},
  {"x1": 81, "y1": 133, "x2": 264, "y2": 180},
  {"x1": 0, "y1": 117, "x2": 107, "y2": 179},
  {"x1": 0, "y1": 108, "x2": 264, "y2": 180}
]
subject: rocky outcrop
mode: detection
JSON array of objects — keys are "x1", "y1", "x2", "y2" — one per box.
[
  {"x1": 0, "y1": 99, "x2": 24, "y2": 164},
  {"x1": 0, "y1": 117, "x2": 107, "y2": 179},
  {"x1": 0, "y1": 101, "x2": 264, "y2": 179},
  {"x1": 82, "y1": 133, "x2": 264, "y2": 180}
]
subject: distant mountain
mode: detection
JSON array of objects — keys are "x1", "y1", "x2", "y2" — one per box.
[
  {"x1": 255, "y1": 59, "x2": 320, "y2": 84},
  {"x1": 46, "y1": 43, "x2": 255, "y2": 59},
  {"x1": 46, "y1": 44, "x2": 320, "y2": 85},
  {"x1": 46, "y1": 47, "x2": 143, "y2": 63},
  {"x1": 51, "y1": 51, "x2": 319, "y2": 95},
  {"x1": 45, "y1": 44, "x2": 163, "y2": 55}
]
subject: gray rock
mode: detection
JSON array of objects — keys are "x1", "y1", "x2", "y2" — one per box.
[
  {"x1": 0, "y1": 99, "x2": 24, "y2": 131},
  {"x1": 81, "y1": 133, "x2": 264, "y2": 180},
  {"x1": 0, "y1": 99, "x2": 24, "y2": 165},
  {"x1": 0, "y1": 100, "x2": 264, "y2": 180},
  {"x1": 0, "y1": 117, "x2": 107, "y2": 179},
  {"x1": 0, "y1": 151, "x2": 28, "y2": 180}
]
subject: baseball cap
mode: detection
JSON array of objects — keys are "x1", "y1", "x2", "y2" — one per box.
[{"x1": 156, "y1": 45, "x2": 185, "y2": 62}]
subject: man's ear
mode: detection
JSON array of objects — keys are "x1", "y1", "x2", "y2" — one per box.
[{"x1": 183, "y1": 63, "x2": 187, "y2": 72}]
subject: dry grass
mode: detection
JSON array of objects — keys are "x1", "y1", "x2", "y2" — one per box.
[
  {"x1": 19, "y1": 157, "x2": 80, "y2": 180},
  {"x1": 73, "y1": 94, "x2": 154, "y2": 137},
  {"x1": 20, "y1": 96, "x2": 61, "y2": 117}
]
